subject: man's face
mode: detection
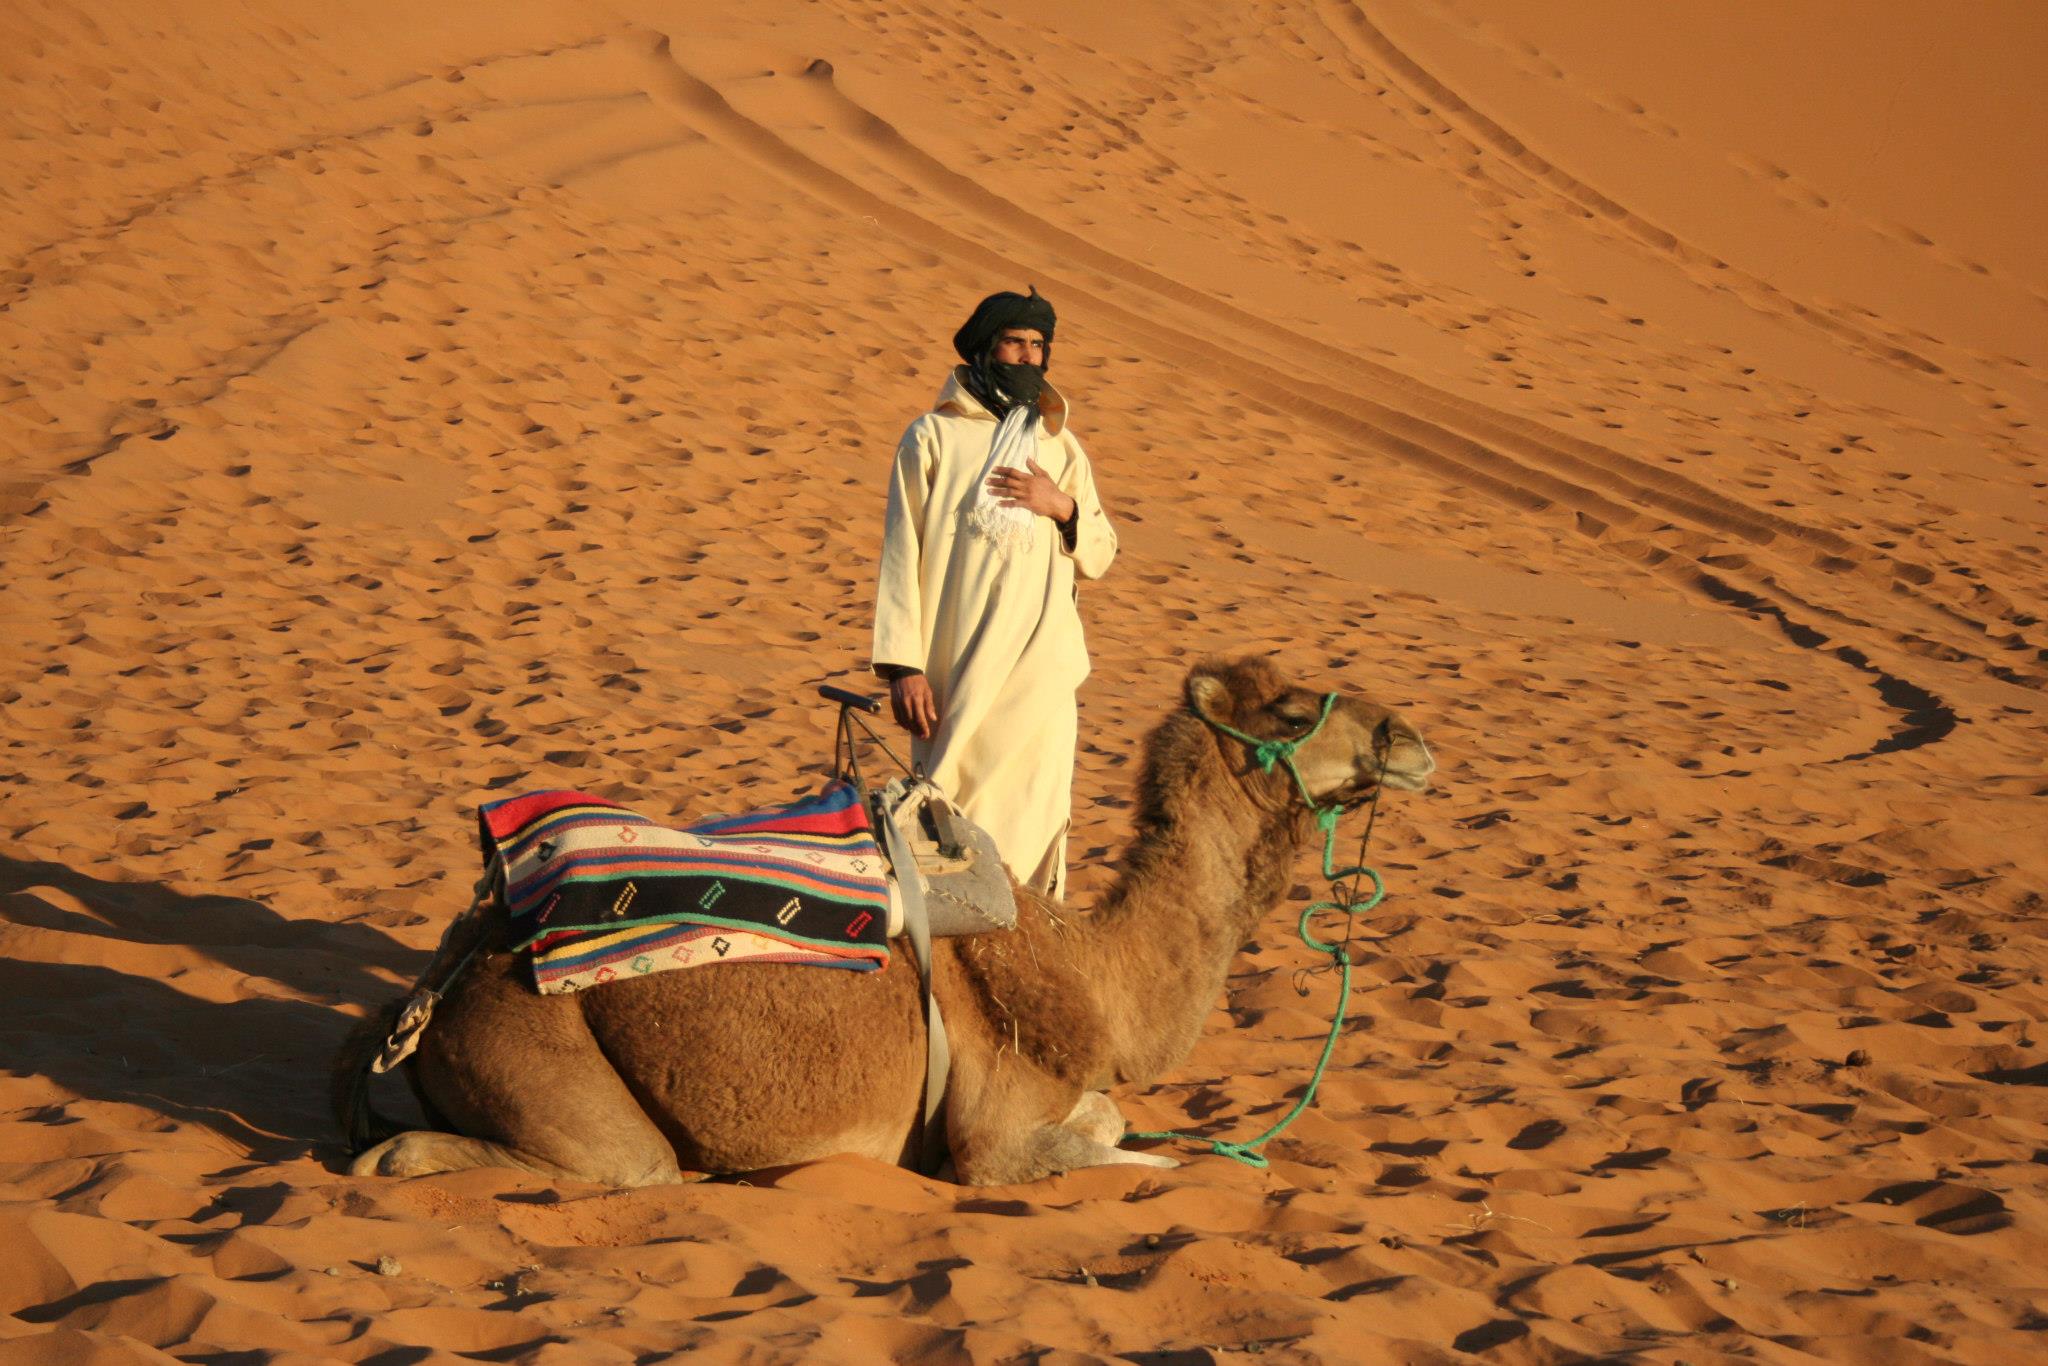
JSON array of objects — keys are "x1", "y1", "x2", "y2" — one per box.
[{"x1": 991, "y1": 327, "x2": 1046, "y2": 367}]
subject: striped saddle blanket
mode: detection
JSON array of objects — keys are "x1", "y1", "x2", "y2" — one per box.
[{"x1": 479, "y1": 781, "x2": 891, "y2": 995}]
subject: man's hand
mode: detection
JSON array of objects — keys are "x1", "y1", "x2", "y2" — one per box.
[
  {"x1": 987, "y1": 458, "x2": 1077, "y2": 522},
  {"x1": 890, "y1": 672, "x2": 938, "y2": 740}
]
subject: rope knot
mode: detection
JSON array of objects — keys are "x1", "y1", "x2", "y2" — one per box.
[{"x1": 1249, "y1": 739, "x2": 1289, "y2": 773}]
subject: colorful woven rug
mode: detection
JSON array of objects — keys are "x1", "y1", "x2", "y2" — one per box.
[{"x1": 477, "y1": 781, "x2": 891, "y2": 995}]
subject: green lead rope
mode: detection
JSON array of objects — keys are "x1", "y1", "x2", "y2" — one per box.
[{"x1": 1127, "y1": 692, "x2": 1388, "y2": 1170}]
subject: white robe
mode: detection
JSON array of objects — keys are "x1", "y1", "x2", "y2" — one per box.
[{"x1": 871, "y1": 368, "x2": 1117, "y2": 896}]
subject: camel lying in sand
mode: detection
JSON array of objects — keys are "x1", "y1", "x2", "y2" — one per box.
[{"x1": 332, "y1": 657, "x2": 1433, "y2": 1186}]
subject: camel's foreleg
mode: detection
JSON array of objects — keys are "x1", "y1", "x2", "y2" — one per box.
[
  {"x1": 949, "y1": 1066, "x2": 1177, "y2": 1184},
  {"x1": 1062, "y1": 1090, "x2": 1127, "y2": 1146},
  {"x1": 1054, "y1": 1091, "x2": 1178, "y2": 1170},
  {"x1": 1024, "y1": 1121, "x2": 1181, "y2": 1177}
]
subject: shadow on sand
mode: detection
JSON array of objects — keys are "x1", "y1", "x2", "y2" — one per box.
[{"x1": 0, "y1": 855, "x2": 430, "y2": 1161}]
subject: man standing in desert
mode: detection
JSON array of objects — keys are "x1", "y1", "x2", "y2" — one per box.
[{"x1": 870, "y1": 287, "x2": 1117, "y2": 897}]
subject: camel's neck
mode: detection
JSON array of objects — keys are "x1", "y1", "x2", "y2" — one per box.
[{"x1": 1078, "y1": 718, "x2": 1310, "y2": 1086}]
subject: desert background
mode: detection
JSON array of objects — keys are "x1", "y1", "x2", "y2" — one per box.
[{"x1": 3, "y1": 1, "x2": 2045, "y2": 1361}]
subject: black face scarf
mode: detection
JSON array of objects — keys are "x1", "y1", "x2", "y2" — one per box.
[
  {"x1": 987, "y1": 361, "x2": 1045, "y2": 409},
  {"x1": 953, "y1": 287, "x2": 1056, "y2": 419}
]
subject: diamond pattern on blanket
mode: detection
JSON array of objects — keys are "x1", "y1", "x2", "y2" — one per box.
[{"x1": 478, "y1": 781, "x2": 891, "y2": 993}]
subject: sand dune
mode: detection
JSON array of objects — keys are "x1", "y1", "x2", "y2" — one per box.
[{"x1": 3, "y1": 1, "x2": 2044, "y2": 1361}]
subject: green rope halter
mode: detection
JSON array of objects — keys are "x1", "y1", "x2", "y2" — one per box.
[{"x1": 1127, "y1": 691, "x2": 1388, "y2": 1170}]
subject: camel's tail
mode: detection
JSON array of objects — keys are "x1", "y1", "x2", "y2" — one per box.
[{"x1": 331, "y1": 996, "x2": 409, "y2": 1155}]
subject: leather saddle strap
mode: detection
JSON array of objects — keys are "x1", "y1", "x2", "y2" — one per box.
[{"x1": 882, "y1": 807, "x2": 950, "y2": 1174}]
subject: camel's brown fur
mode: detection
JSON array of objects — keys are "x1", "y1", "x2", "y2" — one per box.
[{"x1": 334, "y1": 656, "x2": 1433, "y2": 1186}]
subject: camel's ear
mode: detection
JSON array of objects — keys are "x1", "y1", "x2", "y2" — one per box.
[
  {"x1": 1186, "y1": 659, "x2": 1243, "y2": 721},
  {"x1": 1187, "y1": 670, "x2": 1231, "y2": 720},
  {"x1": 1187, "y1": 655, "x2": 1285, "y2": 723}
]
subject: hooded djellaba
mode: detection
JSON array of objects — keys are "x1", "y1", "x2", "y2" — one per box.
[{"x1": 870, "y1": 286, "x2": 1118, "y2": 897}]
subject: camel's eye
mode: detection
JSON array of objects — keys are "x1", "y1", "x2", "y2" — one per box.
[{"x1": 1272, "y1": 704, "x2": 1318, "y2": 734}]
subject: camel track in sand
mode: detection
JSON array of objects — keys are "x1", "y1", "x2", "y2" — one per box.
[
  {"x1": 610, "y1": 28, "x2": 2038, "y2": 761},
  {"x1": 8, "y1": 18, "x2": 2029, "y2": 756},
  {"x1": 1314, "y1": 0, "x2": 1992, "y2": 389},
  {"x1": 869, "y1": 7, "x2": 2040, "y2": 549},
  {"x1": 0, "y1": 35, "x2": 625, "y2": 524},
  {"x1": 0, "y1": 28, "x2": 619, "y2": 311}
]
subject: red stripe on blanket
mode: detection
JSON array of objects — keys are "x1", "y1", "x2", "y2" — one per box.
[{"x1": 483, "y1": 790, "x2": 617, "y2": 841}]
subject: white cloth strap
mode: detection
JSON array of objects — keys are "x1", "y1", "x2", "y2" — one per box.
[{"x1": 881, "y1": 802, "x2": 950, "y2": 1174}]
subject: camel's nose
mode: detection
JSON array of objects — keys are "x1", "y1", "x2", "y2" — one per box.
[{"x1": 1378, "y1": 717, "x2": 1434, "y2": 791}]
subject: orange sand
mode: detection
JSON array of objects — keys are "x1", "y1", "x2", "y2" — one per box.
[{"x1": 3, "y1": 2, "x2": 2045, "y2": 1361}]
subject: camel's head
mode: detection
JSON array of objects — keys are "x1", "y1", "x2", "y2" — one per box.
[{"x1": 1186, "y1": 656, "x2": 1434, "y2": 812}]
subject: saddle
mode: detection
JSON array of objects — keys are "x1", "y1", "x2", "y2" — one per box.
[{"x1": 873, "y1": 777, "x2": 1019, "y2": 939}]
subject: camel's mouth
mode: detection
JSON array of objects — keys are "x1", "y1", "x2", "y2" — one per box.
[
  {"x1": 1328, "y1": 768, "x2": 1425, "y2": 809},
  {"x1": 1361, "y1": 726, "x2": 1435, "y2": 796},
  {"x1": 1379, "y1": 764, "x2": 1433, "y2": 794}
]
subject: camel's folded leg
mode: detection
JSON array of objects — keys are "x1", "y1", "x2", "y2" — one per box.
[
  {"x1": 351, "y1": 1130, "x2": 693, "y2": 1187},
  {"x1": 1026, "y1": 1120, "x2": 1180, "y2": 1175},
  {"x1": 348, "y1": 953, "x2": 689, "y2": 1189},
  {"x1": 1062, "y1": 1090, "x2": 1178, "y2": 1168},
  {"x1": 953, "y1": 1079, "x2": 1177, "y2": 1183},
  {"x1": 1062, "y1": 1090, "x2": 1127, "y2": 1146}
]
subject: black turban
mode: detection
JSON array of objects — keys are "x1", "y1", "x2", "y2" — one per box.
[
  {"x1": 953, "y1": 287, "x2": 1056, "y2": 418},
  {"x1": 953, "y1": 286, "x2": 1056, "y2": 363}
]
